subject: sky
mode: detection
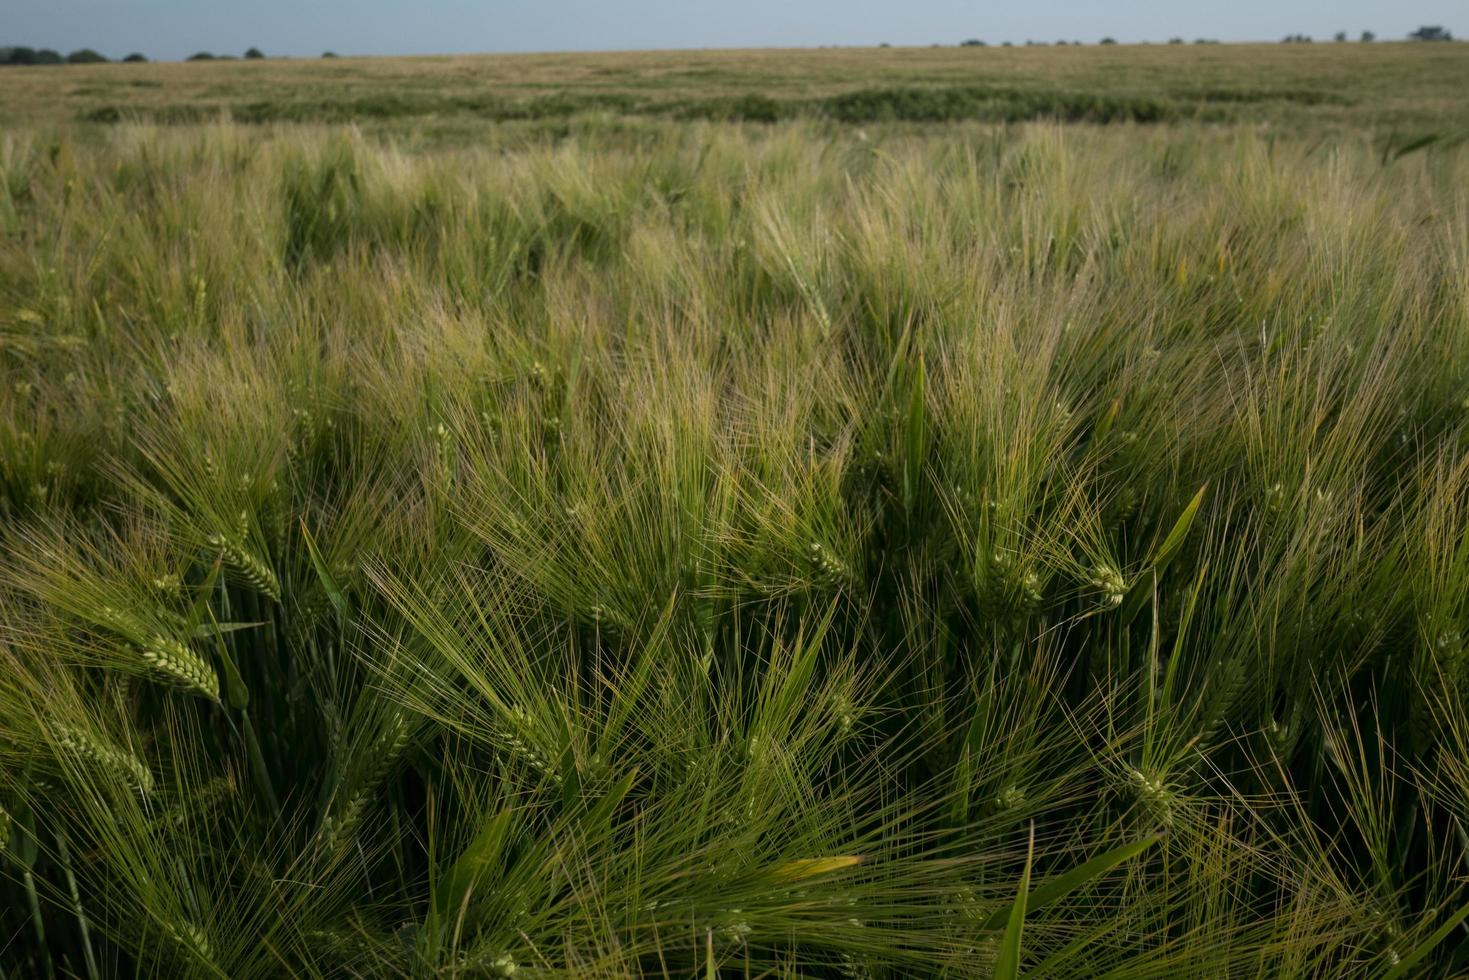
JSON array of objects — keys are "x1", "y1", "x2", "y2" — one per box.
[{"x1": 5, "y1": 0, "x2": 1465, "y2": 61}]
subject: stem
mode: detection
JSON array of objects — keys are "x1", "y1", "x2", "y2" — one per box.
[
  {"x1": 241, "y1": 708, "x2": 282, "y2": 818},
  {"x1": 56, "y1": 835, "x2": 99, "y2": 980},
  {"x1": 23, "y1": 868, "x2": 55, "y2": 980},
  {"x1": 175, "y1": 856, "x2": 203, "y2": 922}
]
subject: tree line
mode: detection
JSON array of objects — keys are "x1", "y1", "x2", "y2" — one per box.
[
  {"x1": 2, "y1": 26, "x2": 1459, "y2": 67},
  {"x1": 0, "y1": 46, "x2": 346, "y2": 66},
  {"x1": 959, "y1": 26, "x2": 1454, "y2": 47}
]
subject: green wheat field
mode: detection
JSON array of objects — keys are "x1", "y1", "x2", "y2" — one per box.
[{"x1": 3, "y1": 42, "x2": 1469, "y2": 977}]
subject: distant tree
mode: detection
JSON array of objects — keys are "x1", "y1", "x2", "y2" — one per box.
[
  {"x1": 1, "y1": 46, "x2": 70, "y2": 66},
  {"x1": 186, "y1": 51, "x2": 216, "y2": 61},
  {"x1": 1100, "y1": 37, "x2": 1118, "y2": 45},
  {"x1": 244, "y1": 47, "x2": 265, "y2": 59},
  {"x1": 1, "y1": 45, "x2": 70, "y2": 65},
  {"x1": 1, "y1": 46, "x2": 37, "y2": 65},
  {"x1": 321, "y1": 51, "x2": 339, "y2": 58},
  {"x1": 1000, "y1": 41, "x2": 1012, "y2": 47},
  {"x1": 1168, "y1": 37, "x2": 1184, "y2": 45},
  {"x1": 1334, "y1": 31, "x2": 1347, "y2": 42},
  {"x1": 1282, "y1": 34, "x2": 1313, "y2": 43},
  {"x1": 122, "y1": 52, "x2": 148, "y2": 62},
  {"x1": 1360, "y1": 31, "x2": 1375, "y2": 42},
  {"x1": 1408, "y1": 25, "x2": 1453, "y2": 41},
  {"x1": 66, "y1": 48, "x2": 109, "y2": 64},
  {"x1": 1194, "y1": 38, "x2": 1219, "y2": 44},
  {"x1": 960, "y1": 38, "x2": 986, "y2": 47},
  {"x1": 0, "y1": 46, "x2": 65, "y2": 65}
]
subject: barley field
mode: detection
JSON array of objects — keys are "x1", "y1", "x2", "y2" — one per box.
[{"x1": 2, "y1": 43, "x2": 1469, "y2": 978}]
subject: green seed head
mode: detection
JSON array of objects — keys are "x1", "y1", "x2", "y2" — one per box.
[
  {"x1": 992, "y1": 784, "x2": 1027, "y2": 812},
  {"x1": 141, "y1": 635, "x2": 221, "y2": 701},
  {"x1": 1088, "y1": 563, "x2": 1126, "y2": 607},
  {"x1": 1127, "y1": 767, "x2": 1174, "y2": 828},
  {"x1": 56, "y1": 724, "x2": 154, "y2": 795}
]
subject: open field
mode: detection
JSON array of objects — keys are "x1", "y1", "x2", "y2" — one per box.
[
  {"x1": 3, "y1": 42, "x2": 1469, "y2": 136},
  {"x1": 3, "y1": 44, "x2": 1469, "y2": 978}
]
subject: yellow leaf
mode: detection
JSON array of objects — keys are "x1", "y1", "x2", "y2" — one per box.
[{"x1": 771, "y1": 856, "x2": 863, "y2": 883}]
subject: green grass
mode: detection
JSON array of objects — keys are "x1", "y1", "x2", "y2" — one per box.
[{"x1": 2, "y1": 45, "x2": 1469, "y2": 978}]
